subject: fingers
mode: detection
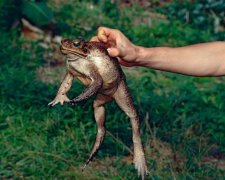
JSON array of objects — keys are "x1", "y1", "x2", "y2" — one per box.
[
  {"x1": 90, "y1": 27, "x2": 113, "y2": 42},
  {"x1": 97, "y1": 27, "x2": 128, "y2": 59},
  {"x1": 90, "y1": 27, "x2": 110, "y2": 42},
  {"x1": 90, "y1": 36, "x2": 99, "y2": 42},
  {"x1": 91, "y1": 27, "x2": 136, "y2": 67},
  {"x1": 97, "y1": 26, "x2": 120, "y2": 43},
  {"x1": 107, "y1": 47, "x2": 120, "y2": 57},
  {"x1": 98, "y1": 31, "x2": 107, "y2": 43},
  {"x1": 107, "y1": 48, "x2": 135, "y2": 67},
  {"x1": 97, "y1": 27, "x2": 110, "y2": 42},
  {"x1": 91, "y1": 27, "x2": 120, "y2": 47}
]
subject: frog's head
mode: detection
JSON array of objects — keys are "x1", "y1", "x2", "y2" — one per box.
[
  {"x1": 60, "y1": 38, "x2": 108, "y2": 60},
  {"x1": 60, "y1": 38, "x2": 89, "y2": 58}
]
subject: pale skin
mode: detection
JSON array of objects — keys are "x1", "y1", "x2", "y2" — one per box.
[{"x1": 91, "y1": 27, "x2": 225, "y2": 77}]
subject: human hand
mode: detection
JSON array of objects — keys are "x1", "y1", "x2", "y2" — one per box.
[{"x1": 91, "y1": 27, "x2": 139, "y2": 67}]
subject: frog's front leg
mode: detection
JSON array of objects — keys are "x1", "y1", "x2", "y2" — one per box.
[
  {"x1": 48, "y1": 72, "x2": 73, "y2": 106},
  {"x1": 69, "y1": 71, "x2": 103, "y2": 105}
]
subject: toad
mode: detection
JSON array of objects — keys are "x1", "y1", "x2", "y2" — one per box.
[{"x1": 49, "y1": 38, "x2": 148, "y2": 179}]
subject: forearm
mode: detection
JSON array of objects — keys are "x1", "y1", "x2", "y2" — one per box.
[{"x1": 135, "y1": 42, "x2": 225, "y2": 76}]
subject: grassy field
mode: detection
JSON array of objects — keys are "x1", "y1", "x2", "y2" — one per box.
[{"x1": 0, "y1": 1, "x2": 225, "y2": 179}]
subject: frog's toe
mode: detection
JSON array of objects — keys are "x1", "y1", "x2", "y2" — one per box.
[{"x1": 133, "y1": 154, "x2": 148, "y2": 180}]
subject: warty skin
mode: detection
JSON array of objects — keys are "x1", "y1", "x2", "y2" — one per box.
[{"x1": 49, "y1": 38, "x2": 148, "y2": 179}]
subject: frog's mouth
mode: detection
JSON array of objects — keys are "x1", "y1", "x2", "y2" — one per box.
[
  {"x1": 60, "y1": 46, "x2": 87, "y2": 58},
  {"x1": 65, "y1": 54, "x2": 80, "y2": 61}
]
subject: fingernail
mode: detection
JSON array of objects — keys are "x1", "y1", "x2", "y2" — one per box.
[
  {"x1": 107, "y1": 48, "x2": 118, "y2": 57},
  {"x1": 107, "y1": 48, "x2": 112, "y2": 55}
]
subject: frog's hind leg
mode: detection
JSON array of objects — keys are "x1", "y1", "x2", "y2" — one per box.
[
  {"x1": 113, "y1": 80, "x2": 148, "y2": 180},
  {"x1": 82, "y1": 94, "x2": 112, "y2": 170}
]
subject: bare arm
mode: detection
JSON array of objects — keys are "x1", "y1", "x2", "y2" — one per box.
[
  {"x1": 136, "y1": 42, "x2": 225, "y2": 76},
  {"x1": 92, "y1": 27, "x2": 225, "y2": 77}
]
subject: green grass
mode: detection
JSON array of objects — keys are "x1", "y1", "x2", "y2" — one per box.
[{"x1": 0, "y1": 1, "x2": 225, "y2": 179}]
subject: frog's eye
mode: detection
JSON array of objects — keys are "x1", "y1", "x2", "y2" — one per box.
[
  {"x1": 73, "y1": 40, "x2": 80, "y2": 47},
  {"x1": 83, "y1": 46, "x2": 88, "y2": 53}
]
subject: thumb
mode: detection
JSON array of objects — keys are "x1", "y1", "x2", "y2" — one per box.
[{"x1": 107, "y1": 47, "x2": 120, "y2": 57}]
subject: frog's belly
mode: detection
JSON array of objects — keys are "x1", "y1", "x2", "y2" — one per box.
[
  {"x1": 76, "y1": 74, "x2": 119, "y2": 95},
  {"x1": 76, "y1": 76, "x2": 92, "y2": 86},
  {"x1": 68, "y1": 60, "x2": 120, "y2": 94},
  {"x1": 77, "y1": 75, "x2": 118, "y2": 89}
]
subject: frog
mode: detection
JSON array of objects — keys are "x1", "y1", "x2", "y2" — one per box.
[{"x1": 48, "y1": 38, "x2": 148, "y2": 179}]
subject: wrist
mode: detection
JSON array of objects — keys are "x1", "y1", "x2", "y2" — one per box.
[
  {"x1": 134, "y1": 46, "x2": 173, "y2": 69},
  {"x1": 134, "y1": 46, "x2": 154, "y2": 67}
]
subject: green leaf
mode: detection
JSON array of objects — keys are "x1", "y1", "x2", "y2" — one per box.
[{"x1": 22, "y1": 1, "x2": 53, "y2": 26}]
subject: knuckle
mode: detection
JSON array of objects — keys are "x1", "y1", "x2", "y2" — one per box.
[{"x1": 97, "y1": 26, "x2": 104, "y2": 32}]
